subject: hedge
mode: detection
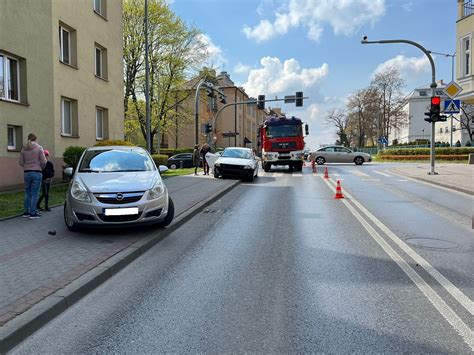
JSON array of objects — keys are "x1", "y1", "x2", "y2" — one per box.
[
  {"x1": 378, "y1": 154, "x2": 468, "y2": 161},
  {"x1": 151, "y1": 154, "x2": 169, "y2": 166},
  {"x1": 159, "y1": 148, "x2": 193, "y2": 157},
  {"x1": 63, "y1": 146, "x2": 87, "y2": 168},
  {"x1": 379, "y1": 147, "x2": 474, "y2": 156},
  {"x1": 94, "y1": 140, "x2": 134, "y2": 147}
]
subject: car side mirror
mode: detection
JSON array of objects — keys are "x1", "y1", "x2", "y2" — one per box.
[
  {"x1": 158, "y1": 165, "x2": 168, "y2": 174},
  {"x1": 64, "y1": 167, "x2": 74, "y2": 177},
  {"x1": 305, "y1": 124, "x2": 309, "y2": 136}
]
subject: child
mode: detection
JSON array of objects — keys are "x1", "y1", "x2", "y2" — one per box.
[
  {"x1": 192, "y1": 144, "x2": 200, "y2": 175},
  {"x1": 37, "y1": 150, "x2": 55, "y2": 211}
]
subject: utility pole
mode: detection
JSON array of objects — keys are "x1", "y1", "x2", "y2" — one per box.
[
  {"x1": 144, "y1": 0, "x2": 151, "y2": 153},
  {"x1": 362, "y1": 37, "x2": 438, "y2": 175}
]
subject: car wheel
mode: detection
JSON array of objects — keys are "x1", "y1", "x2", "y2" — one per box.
[
  {"x1": 63, "y1": 202, "x2": 78, "y2": 232},
  {"x1": 245, "y1": 171, "x2": 255, "y2": 182},
  {"x1": 214, "y1": 169, "x2": 219, "y2": 178},
  {"x1": 156, "y1": 197, "x2": 174, "y2": 228},
  {"x1": 170, "y1": 164, "x2": 177, "y2": 170},
  {"x1": 354, "y1": 156, "x2": 364, "y2": 165},
  {"x1": 316, "y1": 156, "x2": 325, "y2": 165},
  {"x1": 263, "y1": 163, "x2": 271, "y2": 172},
  {"x1": 296, "y1": 162, "x2": 303, "y2": 171}
]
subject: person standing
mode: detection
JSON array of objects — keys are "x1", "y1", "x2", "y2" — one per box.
[
  {"x1": 37, "y1": 149, "x2": 55, "y2": 212},
  {"x1": 192, "y1": 144, "x2": 200, "y2": 176},
  {"x1": 19, "y1": 133, "x2": 47, "y2": 219},
  {"x1": 200, "y1": 143, "x2": 210, "y2": 175}
]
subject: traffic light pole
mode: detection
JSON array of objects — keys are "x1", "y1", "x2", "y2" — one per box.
[
  {"x1": 194, "y1": 79, "x2": 208, "y2": 146},
  {"x1": 361, "y1": 37, "x2": 438, "y2": 175}
]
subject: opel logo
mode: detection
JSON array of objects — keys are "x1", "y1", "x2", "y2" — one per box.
[{"x1": 116, "y1": 193, "x2": 124, "y2": 201}]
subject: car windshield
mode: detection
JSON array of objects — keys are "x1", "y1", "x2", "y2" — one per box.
[
  {"x1": 78, "y1": 149, "x2": 155, "y2": 172},
  {"x1": 221, "y1": 149, "x2": 252, "y2": 159},
  {"x1": 265, "y1": 124, "x2": 302, "y2": 138}
]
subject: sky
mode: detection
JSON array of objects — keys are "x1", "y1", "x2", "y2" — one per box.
[{"x1": 169, "y1": 0, "x2": 458, "y2": 148}]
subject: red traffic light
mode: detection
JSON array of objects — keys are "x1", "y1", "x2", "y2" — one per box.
[{"x1": 431, "y1": 96, "x2": 441, "y2": 105}]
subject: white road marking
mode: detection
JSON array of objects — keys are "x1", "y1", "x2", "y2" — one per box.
[
  {"x1": 326, "y1": 177, "x2": 474, "y2": 316},
  {"x1": 332, "y1": 173, "x2": 341, "y2": 176},
  {"x1": 374, "y1": 171, "x2": 393, "y2": 177},
  {"x1": 273, "y1": 173, "x2": 283, "y2": 177},
  {"x1": 361, "y1": 178, "x2": 381, "y2": 182},
  {"x1": 352, "y1": 170, "x2": 371, "y2": 177},
  {"x1": 292, "y1": 173, "x2": 303, "y2": 177},
  {"x1": 323, "y1": 178, "x2": 474, "y2": 350},
  {"x1": 397, "y1": 179, "x2": 408, "y2": 182}
]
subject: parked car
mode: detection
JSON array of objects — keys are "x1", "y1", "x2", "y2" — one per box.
[
  {"x1": 213, "y1": 147, "x2": 259, "y2": 181},
  {"x1": 311, "y1": 146, "x2": 371, "y2": 165},
  {"x1": 167, "y1": 153, "x2": 194, "y2": 169},
  {"x1": 63, "y1": 146, "x2": 174, "y2": 231}
]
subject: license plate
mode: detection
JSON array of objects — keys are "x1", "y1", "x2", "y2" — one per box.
[{"x1": 104, "y1": 207, "x2": 139, "y2": 216}]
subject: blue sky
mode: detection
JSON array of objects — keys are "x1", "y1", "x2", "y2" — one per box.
[{"x1": 169, "y1": 0, "x2": 457, "y2": 147}]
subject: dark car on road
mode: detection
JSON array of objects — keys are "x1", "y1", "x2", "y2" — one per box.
[{"x1": 167, "y1": 153, "x2": 201, "y2": 169}]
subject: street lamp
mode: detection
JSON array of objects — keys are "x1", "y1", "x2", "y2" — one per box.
[
  {"x1": 144, "y1": 0, "x2": 151, "y2": 152},
  {"x1": 194, "y1": 79, "x2": 214, "y2": 145},
  {"x1": 361, "y1": 36, "x2": 438, "y2": 175}
]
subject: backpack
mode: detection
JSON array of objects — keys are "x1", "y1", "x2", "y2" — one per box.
[{"x1": 42, "y1": 161, "x2": 55, "y2": 179}]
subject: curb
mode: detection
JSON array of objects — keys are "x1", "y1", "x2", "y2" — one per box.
[
  {"x1": 388, "y1": 169, "x2": 473, "y2": 196},
  {"x1": 0, "y1": 180, "x2": 240, "y2": 353}
]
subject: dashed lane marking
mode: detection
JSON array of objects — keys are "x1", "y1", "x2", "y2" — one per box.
[
  {"x1": 374, "y1": 171, "x2": 393, "y2": 177},
  {"x1": 351, "y1": 170, "x2": 371, "y2": 177}
]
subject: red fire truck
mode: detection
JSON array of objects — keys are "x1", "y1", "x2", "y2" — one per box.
[{"x1": 258, "y1": 115, "x2": 308, "y2": 172}]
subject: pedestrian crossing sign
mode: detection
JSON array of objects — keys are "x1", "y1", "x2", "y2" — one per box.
[{"x1": 443, "y1": 99, "x2": 461, "y2": 114}]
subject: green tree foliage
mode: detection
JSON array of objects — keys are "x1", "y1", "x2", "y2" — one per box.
[
  {"x1": 123, "y1": 0, "x2": 209, "y2": 153},
  {"x1": 63, "y1": 146, "x2": 87, "y2": 168}
]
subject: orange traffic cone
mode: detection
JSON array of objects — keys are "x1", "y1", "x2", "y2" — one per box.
[
  {"x1": 334, "y1": 180, "x2": 344, "y2": 199},
  {"x1": 324, "y1": 167, "x2": 329, "y2": 179}
]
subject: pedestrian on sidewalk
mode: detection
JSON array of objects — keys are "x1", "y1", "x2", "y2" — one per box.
[
  {"x1": 37, "y1": 149, "x2": 55, "y2": 212},
  {"x1": 193, "y1": 144, "x2": 200, "y2": 175},
  {"x1": 200, "y1": 143, "x2": 211, "y2": 175},
  {"x1": 19, "y1": 133, "x2": 47, "y2": 219}
]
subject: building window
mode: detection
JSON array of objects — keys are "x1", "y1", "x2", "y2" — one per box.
[
  {"x1": 419, "y1": 90, "x2": 427, "y2": 96},
  {"x1": 61, "y1": 98, "x2": 72, "y2": 135},
  {"x1": 0, "y1": 54, "x2": 20, "y2": 101},
  {"x1": 435, "y1": 90, "x2": 443, "y2": 96},
  {"x1": 461, "y1": 36, "x2": 471, "y2": 77},
  {"x1": 93, "y1": 0, "x2": 107, "y2": 18},
  {"x1": 59, "y1": 26, "x2": 70, "y2": 64},
  {"x1": 96, "y1": 107, "x2": 103, "y2": 139},
  {"x1": 94, "y1": 43, "x2": 107, "y2": 79},
  {"x1": 7, "y1": 126, "x2": 16, "y2": 150}
]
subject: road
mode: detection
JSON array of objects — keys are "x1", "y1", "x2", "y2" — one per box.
[{"x1": 12, "y1": 163, "x2": 473, "y2": 353}]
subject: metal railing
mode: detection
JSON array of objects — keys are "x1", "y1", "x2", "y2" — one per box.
[{"x1": 463, "y1": 0, "x2": 473, "y2": 17}]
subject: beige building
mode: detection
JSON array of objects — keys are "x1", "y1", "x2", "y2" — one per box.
[
  {"x1": 457, "y1": 0, "x2": 474, "y2": 104},
  {"x1": 165, "y1": 71, "x2": 267, "y2": 150},
  {"x1": 0, "y1": 0, "x2": 123, "y2": 189}
]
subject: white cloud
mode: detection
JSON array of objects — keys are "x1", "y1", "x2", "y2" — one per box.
[
  {"x1": 196, "y1": 34, "x2": 227, "y2": 69},
  {"x1": 243, "y1": 0, "x2": 385, "y2": 42},
  {"x1": 402, "y1": 2, "x2": 413, "y2": 12},
  {"x1": 374, "y1": 55, "x2": 430, "y2": 80},
  {"x1": 243, "y1": 57, "x2": 329, "y2": 97},
  {"x1": 233, "y1": 62, "x2": 252, "y2": 75}
]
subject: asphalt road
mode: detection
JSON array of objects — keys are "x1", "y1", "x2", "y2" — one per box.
[{"x1": 11, "y1": 163, "x2": 473, "y2": 353}]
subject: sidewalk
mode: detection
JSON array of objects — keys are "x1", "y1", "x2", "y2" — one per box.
[
  {"x1": 0, "y1": 174, "x2": 239, "y2": 352},
  {"x1": 389, "y1": 163, "x2": 473, "y2": 195}
]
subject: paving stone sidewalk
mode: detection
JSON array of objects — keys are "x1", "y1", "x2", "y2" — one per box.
[
  {"x1": 0, "y1": 175, "x2": 236, "y2": 328},
  {"x1": 389, "y1": 163, "x2": 473, "y2": 195}
]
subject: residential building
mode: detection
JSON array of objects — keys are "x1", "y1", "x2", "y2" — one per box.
[
  {"x1": 389, "y1": 82, "x2": 459, "y2": 144},
  {"x1": 0, "y1": 0, "x2": 123, "y2": 189},
  {"x1": 165, "y1": 71, "x2": 265, "y2": 150}
]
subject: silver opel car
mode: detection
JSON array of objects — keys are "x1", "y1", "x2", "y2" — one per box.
[{"x1": 63, "y1": 146, "x2": 174, "y2": 231}]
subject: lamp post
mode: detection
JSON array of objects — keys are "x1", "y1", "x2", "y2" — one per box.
[
  {"x1": 361, "y1": 36, "x2": 438, "y2": 175},
  {"x1": 144, "y1": 0, "x2": 151, "y2": 153}
]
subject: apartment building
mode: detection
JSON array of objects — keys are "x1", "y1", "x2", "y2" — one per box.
[
  {"x1": 457, "y1": 0, "x2": 474, "y2": 105},
  {"x1": 0, "y1": 0, "x2": 123, "y2": 189},
  {"x1": 165, "y1": 71, "x2": 265, "y2": 150}
]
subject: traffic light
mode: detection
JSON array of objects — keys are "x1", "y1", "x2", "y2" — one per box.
[
  {"x1": 424, "y1": 96, "x2": 447, "y2": 122},
  {"x1": 205, "y1": 123, "x2": 213, "y2": 133},
  {"x1": 218, "y1": 91, "x2": 227, "y2": 104},
  {"x1": 206, "y1": 86, "x2": 214, "y2": 98},
  {"x1": 257, "y1": 95, "x2": 265, "y2": 110},
  {"x1": 295, "y1": 91, "x2": 303, "y2": 107}
]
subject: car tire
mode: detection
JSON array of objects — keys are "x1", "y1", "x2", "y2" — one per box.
[
  {"x1": 214, "y1": 169, "x2": 219, "y2": 178},
  {"x1": 64, "y1": 202, "x2": 78, "y2": 232},
  {"x1": 263, "y1": 163, "x2": 271, "y2": 172},
  {"x1": 316, "y1": 157, "x2": 325, "y2": 165},
  {"x1": 156, "y1": 197, "x2": 174, "y2": 228},
  {"x1": 170, "y1": 164, "x2": 177, "y2": 170},
  {"x1": 245, "y1": 171, "x2": 255, "y2": 182},
  {"x1": 354, "y1": 156, "x2": 365, "y2": 165}
]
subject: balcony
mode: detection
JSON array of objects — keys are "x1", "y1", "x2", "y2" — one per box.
[{"x1": 463, "y1": 0, "x2": 474, "y2": 18}]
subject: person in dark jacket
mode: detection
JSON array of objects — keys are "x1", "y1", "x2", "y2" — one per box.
[
  {"x1": 200, "y1": 143, "x2": 211, "y2": 175},
  {"x1": 192, "y1": 144, "x2": 200, "y2": 176},
  {"x1": 37, "y1": 150, "x2": 55, "y2": 212}
]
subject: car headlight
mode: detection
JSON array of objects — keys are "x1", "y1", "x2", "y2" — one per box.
[
  {"x1": 71, "y1": 180, "x2": 91, "y2": 203},
  {"x1": 148, "y1": 179, "x2": 164, "y2": 200},
  {"x1": 243, "y1": 164, "x2": 253, "y2": 169},
  {"x1": 214, "y1": 163, "x2": 221, "y2": 167}
]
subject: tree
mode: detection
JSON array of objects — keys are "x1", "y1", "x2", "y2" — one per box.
[
  {"x1": 123, "y1": 0, "x2": 209, "y2": 153},
  {"x1": 325, "y1": 108, "x2": 350, "y2": 146},
  {"x1": 460, "y1": 103, "x2": 474, "y2": 143},
  {"x1": 371, "y1": 66, "x2": 407, "y2": 141}
]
